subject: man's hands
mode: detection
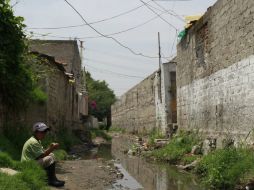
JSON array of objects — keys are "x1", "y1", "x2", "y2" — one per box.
[
  {"x1": 49, "y1": 143, "x2": 59, "y2": 150},
  {"x1": 37, "y1": 142, "x2": 60, "y2": 159}
]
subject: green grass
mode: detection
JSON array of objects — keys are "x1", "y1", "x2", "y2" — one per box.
[
  {"x1": 195, "y1": 148, "x2": 254, "y2": 189},
  {"x1": 0, "y1": 123, "x2": 31, "y2": 160},
  {"x1": 0, "y1": 125, "x2": 80, "y2": 189},
  {"x1": 147, "y1": 131, "x2": 200, "y2": 164},
  {"x1": 0, "y1": 152, "x2": 49, "y2": 190},
  {"x1": 32, "y1": 87, "x2": 47, "y2": 104},
  {"x1": 54, "y1": 149, "x2": 68, "y2": 161},
  {"x1": 147, "y1": 128, "x2": 166, "y2": 146},
  {"x1": 181, "y1": 154, "x2": 200, "y2": 165},
  {"x1": 108, "y1": 126, "x2": 126, "y2": 133},
  {"x1": 0, "y1": 135, "x2": 21, "y2": 160},
  {"x1": 90, "y1": 128, "x2": 112, "y2": 141}
]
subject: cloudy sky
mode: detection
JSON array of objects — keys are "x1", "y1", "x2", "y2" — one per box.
[{"x1": 12, "y1": 0, "x2": 217, "y2": 96}]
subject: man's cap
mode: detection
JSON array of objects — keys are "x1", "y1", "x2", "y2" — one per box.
[{"x1": 32, "y1": 122, "x2": 50, "y2": 132}]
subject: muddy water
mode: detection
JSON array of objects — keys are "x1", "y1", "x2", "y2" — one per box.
[
  {"x1": 111, "y1": 135, "x2": 204, "y2": 190},
  {"x1": 81, "y1": 135, "x2": 204, "y2": 190}
]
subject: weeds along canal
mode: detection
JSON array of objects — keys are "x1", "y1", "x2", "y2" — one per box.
[{"x1": 79, "y1": 134, "x2": 204, "y2": 190}]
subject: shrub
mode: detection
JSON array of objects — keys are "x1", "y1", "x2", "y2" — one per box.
[
  {"x1": 32, "y1": 87, "x2": 47, "y2": 104},
  {"x1": 148, "y1": 128, "x2": 165, "y2": 146},
  {"x1": 149, "y1": 131, "x2": 200, "y2": 163},
  {"x1": 195, "y1": 148, "x2": 254, "y2": 189},
  {"x1": 90, "y1": 128, "x2": 112, "y2": 141},
  {"x1": 0, "y1": 135, "x2": 20, "y2": 160},
  {"x1": 0, "y1": 152, "x2": 15, "y2": 168},
  {"x1": 42, "y1": 129, "x2": 82, "y2": 151},
  {"x1": 54, "y1": 149, "x2": 68, "y2": 161}
]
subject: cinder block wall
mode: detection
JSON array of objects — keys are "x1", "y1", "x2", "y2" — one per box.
[
  {"x1": 111, "y1": 73, "x2": 157, "y2": 134},
  {"x1": 177, "y1": 0, "x2": 254, "y2": 140}
]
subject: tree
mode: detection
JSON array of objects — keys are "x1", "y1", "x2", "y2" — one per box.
[
  {"x1": 85, "y1": 71, "x2": 116, "y2": 123},
  {"x1": 0, "y1": 0, "x2": 33, "y2": 111}
]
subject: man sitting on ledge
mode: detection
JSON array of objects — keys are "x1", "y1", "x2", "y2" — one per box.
[{"x1": 21, "y1": 122, "x2": 65, "y2": 187}]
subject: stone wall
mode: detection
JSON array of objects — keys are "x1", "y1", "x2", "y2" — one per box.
[
  {"x1": 111, "y1": 72, "x2": 157, "y2": 134},
  {"x1": 24, "y1": 54, "x2": 81, "y2": 132},
  {"x1": 111, "y1": 62, "x2": 176, "y2": 135},
  {"x1": 177, "y1": 0, "x2": 254, "y2": 141}
]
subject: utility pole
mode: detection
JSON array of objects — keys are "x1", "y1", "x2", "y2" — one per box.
[
  {"x1": 79, "y1": 40, "x2": 86, "y2": 94},
  {"x1": 158, "y1": 32, "x2": 162, "y2": 103},
  {"x1": 158, "y1": 32, "x2": 162, "y2": 71},
  {"x1": 80, "y1": 40, "x2": 84, "y2": 65}
]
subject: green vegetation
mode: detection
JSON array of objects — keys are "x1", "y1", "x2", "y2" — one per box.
[
  {"x1": 108, "y1": 126, "x2": 126, "y2": 133},
  {"x1": 85, "y1": 71, "x2": 116, "y2": 124},
  {"x1": 148, "y1": 131, "x2": 200, "y2": 164},
  {"x1": 54, "y1": 149, "x2": 68, "y2": 161},
  {"x1": 145, "y1": 130, "x2": 254, "y2": 189},
  {"x1": 0, "y1": 152, "x2": 48, "y2": 190},
  {"x1": 32, "y1": 87, "x2": 48, "y2": 104},
  {"x1": 1, "y1": 123, "x2": 31, "y2": 160},
  {"x1": 90, "y1": 128, "x2": 112, "y2": 142},
  {"x1": 0, "y1": 0, "x2": 33, "y2": 111},
  {"x1": 0, "y1": 125, "x2": 80, "y2": 189},
  {"x1": 148, "y1": 128, "x2": 165, "y2": 146},
  {"x1": 42, "y1": 128, "x2": 82, "y2": 152},
  {"x1": 195, "y1": 148, "x2": 254, "y2": 189}
]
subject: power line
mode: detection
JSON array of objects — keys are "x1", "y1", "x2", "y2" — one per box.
[
  {"x1": 140, "y1": 0, "x2": 179, "y2": 59},
  {"x1": 74, "y1": 11, "x2": 168, "y2": 39},
  {"x1": 170, "y1": 29, "x2": 178, "y2": 57},
  {"x1": 26, "y1": 31, "x2": 171, "y2": 60},
  {"x1": 11, "y1": 0, "x2": 21, "y2": 8},
  {"x1": 84, "y1": 58, "x2": 144, "y2": 71},
  {"x1": 139, "y1": 0, "x2": 178, "y2": 31},
  {"x1": 84, "y1": 57, "x2": 156, "y2": 73},
  {"x1": 27, "y1": 1, "x2": 152, "y2": 30},
  {"x1": 85, "y1": 64, "x2": 145, "y2": 79},
  {"x1": 27, "y1": 10, "x2": 169, "y2": 40},
  {"x1": 151, "y1": 0, "x2": 185, "y2": 22},
  {"x1": 63, "y1": 0, "x2": 170, "y2": 61},
  {"x1": 84, "y1": 48, "x2": 158, "y2": 63}
]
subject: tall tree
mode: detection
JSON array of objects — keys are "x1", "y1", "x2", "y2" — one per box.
[
  {"x1": 0, "y1": 0, "x2": 33, "y2": 111},
  {"x1": 85, "y1": 71, "x2": 116, "y2": 123}
]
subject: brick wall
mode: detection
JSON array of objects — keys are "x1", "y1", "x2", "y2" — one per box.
[
  {"x1": 177, "y1": 0, "x2": 254, "y2": 140},
  {"x1": 24, "y1": 55, "x2": 80, "y2": 132},
  {"x1": 111, "y1": 73, "x2": 157, "y2": 134},
  {"x1": 111, "y1": 62, "x2": 176, "y2": 135}
]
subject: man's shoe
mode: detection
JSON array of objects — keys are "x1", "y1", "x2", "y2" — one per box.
[{"x1": 48, "y1": 180, "x2": 65, "y2": 187}]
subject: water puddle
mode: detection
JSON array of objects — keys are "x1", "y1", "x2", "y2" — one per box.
[{"x1": 110, "y1": 163, "x2": 143, "y2": 190}]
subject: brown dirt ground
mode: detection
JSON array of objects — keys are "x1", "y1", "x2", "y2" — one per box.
[{"x1": 50, "y1": 158, "x2": 117, "y2": 190}]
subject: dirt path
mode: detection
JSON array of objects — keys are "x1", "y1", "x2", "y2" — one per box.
[{"x1": 50, "y1": 158, "x2": 118, "y2": 190}]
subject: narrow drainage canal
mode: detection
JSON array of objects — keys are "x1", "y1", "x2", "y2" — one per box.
[{"x1": 82, "y1": 136, "x2": 204, "y2": 190}]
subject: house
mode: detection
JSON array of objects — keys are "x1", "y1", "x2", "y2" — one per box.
[{"x1": 26, "y1": 40, "x2": 88, "y2": 131}]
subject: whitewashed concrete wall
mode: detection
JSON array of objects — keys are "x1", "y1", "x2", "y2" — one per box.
[
  {"x1": 178, "y1": 55, "x2": 254, "y2": 139},
  {"x1": 155, "y1": 62, "x2": 177, "y2": 134}
]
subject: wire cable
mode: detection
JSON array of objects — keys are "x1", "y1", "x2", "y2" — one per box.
[
  {"x1": 27, "y1": 0, "x2": 152, "y2": 30},
  {"x1": 63, "y1": 0, "x2": 169, "y2": 60},
  {"x1": 85, "y1": 64, "x2": 145, "y2": 79},
  {"x1": 75, "y1": 11, "x2": 168, "y2": 39},
  {"x1": 151, "y1": 0, "x2": 185, "y2": 22},
  {"x1": 27, "y1": 10, "x2": 169, "y2": 40},
  {"x1": 139, "y1": 0, "x2": 178, "y2": 31}
]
